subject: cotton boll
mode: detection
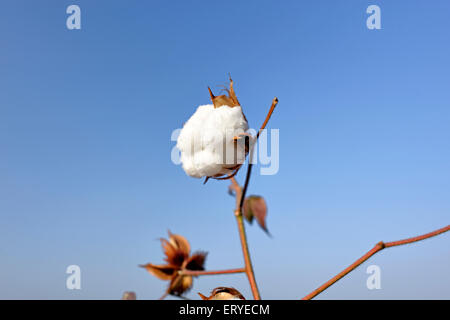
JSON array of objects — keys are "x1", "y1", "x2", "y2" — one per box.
[
  {"x1": 176, "y1": 104, "x2": 249, "y2": 179},
  {"x1": 198, "y1": 287, "x2": 246, "y2": 300},
  {"x1": 192, "y1": 149, "x2": 223, "y2": 178}
]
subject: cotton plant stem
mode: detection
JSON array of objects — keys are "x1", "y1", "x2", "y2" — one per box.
[
  {"x1": 238, "y1": 97, "x2": 278, "y2": 211},
  {"x1": 235, "y1": 171, "x2": 261, "y2": 300},
  {"x1": 180, "y1": 268, "x2": 245, "y2": 276},
  {"x1": 257, "y1": 97, "x2": 278, "y2": 139},
  {"x1": 234, "y1": 160, "x2": 261, "y2": 301},
  {"x1": 157, "y1": 268, "x2": 244, "y2": 300},
  {"x1": 239, "y1": 161, "x2": 253, "y2": 210},
  {"x1": 159, "y1": 291, "x2": 169, "y2": 300},
  {"x1": 230, "y1": 177, "x2": 261, "y2": 300},
  {"x1": 236, "y1": 149, "x2": 257, "y2": 298},
  {"x1": 227, "y1": 98, "x2": 278, "y2": 300},
  {"x1": 235, "y1": 211, "x2": 261, "y2": 300},
  {"x1": 230, "y1": 177, "x2": 241, "y2": 210},
  {"x1": 302, "y1": 225, "x2": 450, "y2": 300},
  {"x1": 232, "y1": 177, "x2": 260, "y2": 299}
]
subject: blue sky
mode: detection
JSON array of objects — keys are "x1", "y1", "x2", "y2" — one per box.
[{"x1": 0, "y1": 0, "x2": 449, "y2": 299}]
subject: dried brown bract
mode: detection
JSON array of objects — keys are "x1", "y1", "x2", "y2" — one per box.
[
  {"x1": 198, "y1": 287, "x2": 246, "y2": 300},
  {"x1": 208, "y1": 76, "x2": 241, "y2": 109},
  {"x1": 140, "y1": 231, "x2": 207, "y2": 296}
]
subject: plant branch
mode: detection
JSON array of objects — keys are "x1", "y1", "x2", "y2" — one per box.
[
  {"x1": 230, "y1": 177, "x2": 241, "y2": 211},
  {"x1": 227, "y1": 98, "x2": 278, "y2": 300},
  {"x1": 159, "y1": 291, "x2": 169, "y2": 300},
  {"x1": 239, "y1": 159, "x2": 253, "y2": 210},
  {"x1": 302, "y1": 225, "x2": 450, "y2": 300},
  {"x1": 235, "y1": 211, "x2": 261, "y2": 299},
  {"x1": 238, "y1": 97, "x2": 278, "y2": 210},
  {"x1": 180, "y1": 268, "x2": 245, "y2": 276},
  {"x1": 257, "y1": 97, "x2": 278, "y2": 139},
  {"x1": 230, "y1": 177, "x2": 261, "y2": 299}
]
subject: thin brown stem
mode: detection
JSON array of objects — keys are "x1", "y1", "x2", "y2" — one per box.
[
  {"x1": 231, "y1": 177, "x2": 261, "y2": 299},
  {"x1": 227, "y1": 98, "x2": 279, "y2": 300},
  {"x1": 257, "y1": 97, "x2": 278, "y2": 139},
  {"x1": 239, "y1": 97, "x2": 278, "y2": 209},
  {"x1": 230, "y1": 176, "x2": 240, "y2": 190},
  {"x1": 302, "y1": 225, "x2": 450, "y2": 300},
  {"x1": 235, "y1": 211, "x2": 261, "y2": 300},
  {"x1": 180, "y1": 268, "x2": 245, "y2": 276},
  {"x1": 230, "y1": 177, "x2": 241, "y2": 210},
  {"x1": 239, "y1": 160, "x2": 253, "y2": 210},
  {"x1": 383, "y1": 226, "x2": 449, "y2": 247},
  {"x1": 158, "y1": 291, "x2": 169, "y2": 300}
]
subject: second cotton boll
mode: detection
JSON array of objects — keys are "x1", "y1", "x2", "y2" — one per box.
[{"x1": 176, "y1": 103, "x2": 249, "y2": 178}]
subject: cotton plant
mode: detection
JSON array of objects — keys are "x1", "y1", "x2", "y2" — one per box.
[
  {"x1": 176, "y1": 77, "x2": 253, "y2": 182},
  {"x1": 140, "y1": 232, "x2": 207, "y2": 299},
  {"x1": 132, "y1": 77, "x2": 449, "y2": 301}
]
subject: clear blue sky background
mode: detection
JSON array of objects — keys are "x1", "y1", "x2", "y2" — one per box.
[{"x1": 1, "y1": 0, "x2": 449, "y2": 299}]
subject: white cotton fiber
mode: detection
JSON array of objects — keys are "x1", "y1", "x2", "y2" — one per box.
[{"x1": 176, "y1": 104, "x2": 249, "y2": 178}]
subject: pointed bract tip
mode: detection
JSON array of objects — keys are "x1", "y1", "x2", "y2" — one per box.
[
  {"x1": 198, "y1": 292, "x2": 209, "y2": 300},
  {"x1": 208, "y1": 87, "x2": 215, "y2": 100}
]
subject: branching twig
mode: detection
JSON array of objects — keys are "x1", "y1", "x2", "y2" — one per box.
[
  {"x1": 180, "y1": 268, "x2": 245, "y2": 276},
  {"x1": 230, "y1": 178, "x2": 260, "y2": 300},
  {"x1": 158, "y1": 291, "x2": 169, "y2": 300},
  {"x1": 227, "y1": 97, "x2": 278, "y2": 300},
  {"x1": 236, "y1": 208, "x2": 261, "y2": 299},
  {"x1": 302, "y1": 225, "x2": 450, "y2": 300},
  {"x1": 257, "y1": 97, "x2": 278, "y2": 139}
]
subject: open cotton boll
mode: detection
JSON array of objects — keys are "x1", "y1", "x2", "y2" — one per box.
[{"x1": 176, "y1": 104, "x2": 249, "y2": 178}]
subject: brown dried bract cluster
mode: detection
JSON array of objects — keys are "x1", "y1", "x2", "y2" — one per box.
[
  {"x1": 140, "y1": 231, "x2": 207, "y2": 296},
  {"x1": 208, "y1": 77, "x2": 241, "y2": 109},
  {"x1": 198, "y1": 287, "x2": 246, "y2": 300}
]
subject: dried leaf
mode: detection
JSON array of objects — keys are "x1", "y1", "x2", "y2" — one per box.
[
  {"x1": 140, "y1": 263, "x2": 176, "y2": 281},
  {"x1": 243, "y1": 198, "x2": 255, "y2": 224},
  {"x1": 243, "y1": 195, "x2": 269, "y2": 234},
  {"x1": 168, "y1": 231, "x2": 191, "y2": 256},
  {"x1": 160, "y1": 238, "x2": 186, "y2": 267},
  {"x1": 182, "y1": 251, "x2": 207, "y2": 271},
  {"x1": 169, "y1": 275, "x2": 193, "y2": 296}
]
